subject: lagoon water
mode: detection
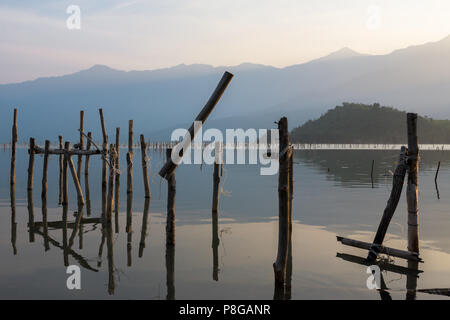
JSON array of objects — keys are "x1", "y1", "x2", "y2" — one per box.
[{"x1": 1, "y1": 148, "x2": 450, "y2": 299}]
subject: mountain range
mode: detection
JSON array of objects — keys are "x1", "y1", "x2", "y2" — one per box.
[{"x1": 1, "y1": 35, "x2": 450, "y2": 143}]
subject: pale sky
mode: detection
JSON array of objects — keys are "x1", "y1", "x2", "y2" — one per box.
[{"x1": 1, "y1": 0, "x2": 450, "y2": 83}]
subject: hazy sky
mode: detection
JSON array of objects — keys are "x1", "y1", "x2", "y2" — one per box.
[{"x1": 1, "y1": 0, "x2": 450, "y2": 83}]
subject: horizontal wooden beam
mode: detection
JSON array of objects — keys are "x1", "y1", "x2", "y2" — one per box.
[
  {"x1": 31, "y1": 217, "x2": 102, "y2": 229},
  {"x1": 337, "y1": 236, "x2": 422, "y2": 262},
  {"x1": 32, "y1": 146, "x2": 102, "y2": 156}
]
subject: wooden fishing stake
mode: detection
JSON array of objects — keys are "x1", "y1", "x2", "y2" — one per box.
[
  {"x1": 27, "y1": 138, "x2": 36, "y2": 192},
  {"x1": 407, "y1": 113, "x2": 419, "y2": 253},
  {"x1": 85, "y1": 132, "x2": 92, "y2": 216},
  {"x1": 77, "y1": 110, "x2": 84, "y2": 180},
  {"x1": 140, "y1": 134, "x2": 151, "y2": 198},
  {"x1": 159, "y1": 71, "x2": 233, "y2": 180},
  {"x1": 367, "y1": 147, "x2": 408, "y2": 261},
  {"x1": 10, "y1": 108, "x2": 17, "y2": 187},
  {"x1": 58, "y1": 136, "x2": 63, "y2": 205},
  {"x1": 166, "y1": 148, "x2": 176, "y2": 246},
  {"x1": 66, "y1": 145, "x2": 85, "y2": 206},
  {"x1": 126, "y1": 120, "x2": 133, "y2": 233},
  {"x1": 106, "y1": 145, "x2": 116, "y2": 225},
  {"x1": 273, "y1": 117, "x2": 291, "y2": 299},
  {"x1": 99, "y1": 108, "x2": 109, "y2": 217},
  {"x1": 63, "y1": 142, "x2": 70, "y2": 206},
  {"x1": 114, "y1": 128, "x2": 120, "y2": 233},
  {"x1": 41, "y1": 140, "x2": 50, "y2": 201}
]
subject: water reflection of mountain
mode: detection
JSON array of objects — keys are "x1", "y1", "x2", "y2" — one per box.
[{"x1": 294, "y1": 150, "x2": 450, "y2": 188}]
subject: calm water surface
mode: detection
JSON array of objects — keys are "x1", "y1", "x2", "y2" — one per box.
[{"x1": 1, "y1": 148, "x2": 450, "y2": 299}]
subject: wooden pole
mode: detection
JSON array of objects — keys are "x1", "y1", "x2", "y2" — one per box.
[
  {"x1": 286, "y1": 149, "x2": 294, "y2": 300},
  {"x1": 166, "y1": 148, "x2": 176, "y2": 246},
  {"x1": 273, "y1": 117, "x2": 290, "y2": 299},
  {"x1": 10, "y1": 108, "x2": 17, "y2": 187},
  {"x1": 106, "y1": 145, "x2": 116, "y2": 225},
  {"x1": 85, "y1": 132, "x2": 92, "y2": 216},
  {"x1": 27, "y1": 138, "x2": 35, "y2": 192},
  {"x1": 371, "y1": 159, "x2": 375, "y2": 188},
  {"x1": 212, "y1": 158, "x2": 221, "y2": 281},
  {"x1": 58, "y1": 136, "x2": 63, "y2": 205},
  {"x1": 127, "y1": 120, "x2": 134, "y2": 195},
  {"x1": 407, "y1": 113, "x2": 419, "y2": 254},
  {"x1": 63, "y1": 142, "x2": 69, "y2": 206},
  {"x1": 67, "y1": 146, "x2": 85, "y2": 206},
  {"x1": 367, "y1": 146, "x2": 408, "y2": 261},
  {"x1": 114, "y1": 127, "x2": 120, "y2": 233},
  {"x1": 126, "y1": 159, "x2": 133, "y2": 233},
  {"x1": 77, "y1": 110, "x2": 84, "y2": 180},
  {"x1": 159, "y1": 71, "x2": 233, "y2": 180},
  {"x1": 99, "y1": 108, "x2": 108, "y2": 217},
  {"x1": 140, "y1": 134, "x2": 151, "y2": 198},
  {"x1": 10, "y1": 181, "x2": 17, "y2": 255},
  {"x1": 166, "y1": 241, "x2": 175, "y2": 300},
  {"x1": 41, "y1": 140, "x2": 50, "y2": 201}
]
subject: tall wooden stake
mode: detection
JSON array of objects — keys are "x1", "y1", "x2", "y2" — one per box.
[
  {"x1": 77, "y1": 110, "x2": 84, "y2": 180},
  {"x1": 58, "y1": 136, "x2": 63, "y2": 205},
  {"x1": 126, "y1": 120, "x2": 133, "y2": 233},
  {"x1": 166, "y1": 148, "x2": 176, "y2": 246},
  {"x1": 140, "y1": 134, "x2": 151, "y2": 198},
  {"x1": 27, "y1": 138, "x2": 36, "y2": 192},
  {"x1": 63, "y1": 142, "x2": 69, "y2": 206},
  {"x1": 85, "y1": 132, "x2": 92, "y2": 216},
  {"x1": 114, "y1": 127, "x2": 120, "y2": 233},
  {"x1": 99, "y1": 108, "x2": 108, "y2": 217},
  {"x1": 10, "y1": 108, "x2": 17, "y2": 187},
  {"x1": 273, "y1": 117, "x2": 290, "y2": 299},
  {"x1": 407, "y1": 113, "x2": 419, "y2": 253},
  {"x1": 41, "y1": 140, "x2": 50, "y2": 201}
]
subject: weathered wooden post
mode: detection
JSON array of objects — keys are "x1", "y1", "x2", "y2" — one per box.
[
  {"x1": 85, "y1": 132, "x2": 92, "y2": 216},
  {"x1": 41, "y1": 140, "x2": 50, "y2": 201},
  {"x1": 140, "y1": 134, "x2": 151, "y2": 199},
  {"x1": 367, "y1": 147, "x2": 408, "y2": 261},
  {"x1": 106, "y1": 145, "x2": 116, "y2": 225},
  {"x1": 285, "y1": 148, "x2": 294, "y2": 299},
  {"x1": 27, "y1": 138, "x2": 36, "y2": 192},
  {"x1": 58, "y1": 135, "x2": 63, "y2": 205},
  {"x1": 166, "y1": 242, "x2": 175, "y2": 300},
  {"x1": 159, "y1": 71, "x2": 233, "y2": 180},
  {"x1": 10, "y1": 108, "x2": 17, "y2": 187},
  {"x1": 77, "y1": 110, "x2": 84, "y2": 180},
  {"x1": 114, "y1": 127, "x2": 120, "y2": 233},
  {"x1": 10, "y1": 180, "x2": 17, "y2": 255},
  {"x1": 407, "y1": 113, "x2": 419, "y2": 253},
  {"x1": 212, "y1": 151, "x2": 221, "y2": 281},
  {"x1": 166, "y1": 148, "x2": 176, "y2": 246},
  {"x1": 63, "y1": 142, "x2": 70, "y2": 206},
  {"x1": 126, "y1": 120, "x2": 133, "y2": 233},
  {"x1": 67, "y1": 144, "x2": 85, "y2": 206},
  {"x1": 273, "y1": 117, "x2": 290, "y2": 299},
  {"x1": 99, "y1": 108, "x2": 109, "y2": 216}
]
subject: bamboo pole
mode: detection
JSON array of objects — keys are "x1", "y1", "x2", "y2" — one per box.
[
  {"x1": 159, "y1": 71, "x2": 234, "y2": 180},
  {"x1": 41, "y1": 140, "x2": 50, "y2": 201},
  {"x1": 114, "y1": 127, "x2": 120, "y2": 233},
  {"x1": 127, "y1": 120, "x2": 134, "y2": 195},
  {"x1": 27, "y1": 138, "x2": 35, "y2": 192},
  {"x1": 99, "y1": 109, "x2": 108, "y2": 217},
  {"x1": 10, "y1": 108, "x2": 17, "y2": 187},
  {"x1": 273, "y1": 117, "x2": 290, "y2": 298},
  {"x1": 407, "y1": 113, "x2": 419, "y2": 253},
  {"x1": 166, "y1": 148, "x2": 176, "y2": 246},
  {"x1": 367, "y1": 146, "x2": 408, "y2": 261},
  {"x1": 77, "y1": 110, "x2": 84, "y2": 180},
  {"x1": 58, "y1": 136, "x2": 63, "y2": 205},
  {"x1": 140, "y1": 134, "x2": 151, "y2": 199}
]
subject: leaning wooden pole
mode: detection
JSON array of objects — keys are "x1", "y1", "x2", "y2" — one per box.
[
  {"x1": 66, "y1": 143, "x2": 85, "y2": 206},
  {"x1": 159, "y1": 71, "x2": 233, "y2": 180},
  {"x1": 367, "y1": 146, "x2": 408, "y2": 261},
  {"x1": 99, "y1": 108, "x2": 109, "y2": 216},
  {"x1": 10, "y1": 108, "x2": 18, "y2": 187},
  {"x1": 273, "y1": 117, "x2": 290, "y2": 299},
  {"x1": 140, "y1": 134, "x2": 151, "y2": 199},
  {"x1": 85, "y1": 132, "x2": 92, "y2": 216},
  {"x1": 166, "y1": 148, "x2": 176, "y2": 246},
  {"x1": 407, "y1": 113, "x2": 419, "y2": 254}
]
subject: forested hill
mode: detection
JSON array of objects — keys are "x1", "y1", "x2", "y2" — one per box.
[{"x1": 291, "y1": 103, "x2": 450, "y2": 144}]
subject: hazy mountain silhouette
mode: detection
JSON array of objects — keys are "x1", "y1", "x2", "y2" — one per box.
[{"x1": 1, "y1": 35, "x2": 450, "y2": 143}]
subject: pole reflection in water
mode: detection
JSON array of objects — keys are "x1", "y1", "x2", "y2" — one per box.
[
  {"x1": 138, "y1": 197, "x2": 150, "y2": 259},
  {"x1": 10, "y1": 185, "x2": 17, "y2": 255}
]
